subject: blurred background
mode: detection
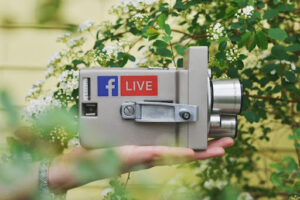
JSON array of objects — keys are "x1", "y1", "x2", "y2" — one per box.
[{"x1": 0, "y1": 0, "x2": 296, "y2": 199}]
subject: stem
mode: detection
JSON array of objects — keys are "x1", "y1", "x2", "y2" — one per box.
[
  {"x1": 169, "y1": 40, "x2": 177, "y2": 67},
  {"x1": 171, "y1": 29, "x2": 207, "y2": 39}
]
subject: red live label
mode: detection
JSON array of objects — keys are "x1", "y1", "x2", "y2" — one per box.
[{"x1": 121, "y1": 76, "x2": 158, "y2": 96}]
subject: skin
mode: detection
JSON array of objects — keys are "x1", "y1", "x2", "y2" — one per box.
[
  {"x1": 0, "y1": 137, "x2": 234, "y2": 199},
  {"x1": 48, "y1": 137, "x2": 234, "y2": 192}
]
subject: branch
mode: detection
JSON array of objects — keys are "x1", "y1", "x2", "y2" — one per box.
[
  {"x1": 248, "y1": 95, "x2": 300, "y2": 103},
  {"x1": 171, "y1": 29, "x2": 207, "y2": 39}
]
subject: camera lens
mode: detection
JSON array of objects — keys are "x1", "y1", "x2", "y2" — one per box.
[
  {"x1": 212, "y1": 79, "x2": 242, "y2": 114},
  {"x1": 209, "y1": 115, "x2": 237, "y2": 138}
]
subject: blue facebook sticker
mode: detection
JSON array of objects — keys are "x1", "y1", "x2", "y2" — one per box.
[{"x1": 98, "y1": 76, "x2": 119, "y2": 96}]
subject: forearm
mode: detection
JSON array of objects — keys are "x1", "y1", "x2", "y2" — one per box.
[{"x1": 0, "y1": 163, "x2": 39, "y2": 200}]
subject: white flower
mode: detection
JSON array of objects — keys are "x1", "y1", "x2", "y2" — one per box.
[
  {"x1": 68, "y1": 138, "x2": 80, "y2": 151},
  {"x1": 207, "y1": 23, "x2": 225, "y2": 41},
  {"x1": 68, "y1": 36, "x2": 87, "y2": 48},
  {"x1": 45, "y1": 66, "x2": 54, "y2": 78},
  {"x1": 22, "y1": 94, "x2": 62, "y2": 121},
  {"x1": 25, "y1": 80, "x2": 45, "y2": 100},
  {"x1": 112, "y1": 0, "x2": 159, "y2": 13},
  {"x1": 238, "y1": 192, "x2": 253, "y2": 200},
  {"x1": 270, "y1": 69, "x2": 276, "y2": 75},
  {"x1": 204, "y1": 179, "x2": 228, "y2": 190},
  {"x1": 97, "y1": 21, "x2": 113, "y2": 33},
  {"x1": 78, "y1": 20, "x2": 95, "y2": 32},
  {"x1": 56, "y1": 32, "x2": 71, "y2": 43},
  {"x1": 226, "y1": 46, "x2": 240, "y2": 62},
  {"x1": 235, "y1": 6, "x2": 254, "y2": 19},
  {"x1": 48, "y1": 52, "x2": 61, "y2": 66},
  {"x1": 101, "y1": 187, "x2": 114, "y2": 197},
  {"x1": 57, "y1": 69, "x2": 79, "y2": 96}
]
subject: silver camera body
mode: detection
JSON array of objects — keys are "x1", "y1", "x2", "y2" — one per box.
[{"x1": 79, "y1": 47, "x2": 242, "y2": 150}]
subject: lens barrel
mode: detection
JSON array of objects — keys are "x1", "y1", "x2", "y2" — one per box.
[
  {"x1": 212, "y1": 79, "x2": 242, "y2": 114},
  {"x1": 209, "y1": 115, "x2": 237, "y2": 138}
]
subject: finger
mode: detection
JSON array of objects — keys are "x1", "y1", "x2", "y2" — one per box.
[
  {"x1": 193, "y1": 147, "x2": 225, "y2": 160},
  {"x1": 208, "y1": 137, "x2": 234, "y2": 148}
]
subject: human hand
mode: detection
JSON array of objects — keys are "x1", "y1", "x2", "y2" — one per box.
[{"x1": 48, "y1": 137, "x2": 234, "y2": 192}]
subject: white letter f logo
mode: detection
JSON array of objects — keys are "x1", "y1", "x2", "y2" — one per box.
[{"x1": 106, "y1": 79, "x2": 116, "y2": 96}]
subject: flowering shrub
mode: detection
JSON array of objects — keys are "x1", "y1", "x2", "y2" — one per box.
[{"x1": 24, "y1": 0, "x2": 300, "y2": 199}]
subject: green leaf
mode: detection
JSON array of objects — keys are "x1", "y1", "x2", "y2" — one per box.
[
  {"x1": 246, "y1": 33, "x2": 256, "y2": 51},
  {"x1": 177, "y1": 58, "x2": 183, "y2": 68},
  {"x1": 286, "y1": 44, "x2": 300, "y2": 52},
  {"x1": 219, "y1": 40, "x2": 227, "y2": 51},
  {"x1": 238, "y1": 32, "x2": 251, "y2": 48},
  {"x1": 263, "y1": 9, "x2": 278, "y2": 19},
  {"x1": 164, "y1": 24, "x2": 172, "y2": 35},
  {"x1": 153, "y1": 40, "x2": 168, "y2": 49},
  {"x1": 173, "y1": 0, "x2": 186, "y2": 11},
  {"x1": 261, "y1": 64, "x2": 278, "y2": 74},
  {"x1": 162, "y1": 35, "x2": 173, "y2": 42},
  {"x1": 157, "y1": 14, "x2": 166, "y2": 29},
  {"x1": 174, "y1": 44, "x2": 186, "y2": 56},
  {"x1": 284, "y1": 71, "x2": 297, "y2": 83},
  {"x1": 271, "y1": 45, "x2": 287, "y2": 59},
  {"x1": 268, "y1": 28, "x2": 287, "y2": 41},
  {"x1": 255, "y1": 31, "x2": 268, "y2": 50},
  {"x1": 156, "y1": 48, "x2": 173, "y2": 58},
  {"x1": 271, "y1": 173, "x2": 282, "y2": 186},
  {"x1": 243, "y1": 111, "x2": 259, "y2": 123},
  {"x1": 282, "y1": 157, "x2": 298, "y2": 173}
]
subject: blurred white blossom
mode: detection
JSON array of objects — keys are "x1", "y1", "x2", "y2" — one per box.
[
  {"x1": 112, "y1": 0, "x2": 159, "y2": 13},
  {"x1": 238, "y1": 192, "x2": 253, "y2": 200},
  {"x1": 57, "y1": 69, "x2": 79, "y2": 96},
  {"x1": 68, "y1": 138, "x2": 80, "y2": 151},
  {"x1": 235, "y1": 6, "x2": 255, "y2": 19},
  {"x1": 207, "y1": 23, "x2": 225, "y2": 40},
  {"x1": 101, "y1": 187, "x2": 114, "y2": 197},
  {"x1": 226, "y1": 46, "x2": 240, "y2": 62},
  {"x1": 22, "y1": 94, "x2": 62, "y2": 121},
  {"x1": 45, "y1": 66, "x2": 55, "y2": 79},
  {"x1": 56, "y1": 32, "x2": 72, "y2": 43},
  {"x1": 78, "y1": 20, "x2": 95, "y2": 32},
  {"x1": 203, "y1": 179, "x2": 228, "y2": 190},
  {"x1": 68, "y1": 36, "x2": 87, "y2": 48},
  {"x1": 25, "y1": 80, "x2": 44, "y2": 100}
]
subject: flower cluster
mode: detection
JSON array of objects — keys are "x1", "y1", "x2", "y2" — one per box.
[
  {"x1": 275, "y1": 60, "x2": 296, "y2": 71},
  {"x1": 226, "y1": 46, "x2": 240, "y2": 63},
  {"x1": 68, "y1": 36, "x2": 87, "y2": 48},
  {"x1": 235, "y1": 6, "x2": 255, "y2": 19},
  {"x1": 45, "y1": 65, "x2": 54, "y2": 79},
  {"x1": 67, "y1": 138, "x2": 80, "y2": 151},
  {"x1": 56, "y1": 32, "x2": 72, "y2": 43},
  {"x1": 207, "y1": 23, "x2": 225, "y2": 40},
  {"x1": 112, "y1": 0, "x2": 159, "y2": 13},
  {"x1": 57, "y1": 69, "x2": 79, "y2": 97},
  {"x1": 22, "y1": 95, "x2": 62, "y2": 121},
  {"x1": 95, "y1": 40, "x2": 129, "y2": 66},
  {"x1": 25, "y1": 80, "x2": 44, "y2": 100},
  {"x1": 78, "y1": 20, "x2": 95, "y2": 33},
  {"x1": 203, "y1": 179, "x2": 228, "y2": 190},
  {"x1": 132, "y1": 13, "x2": 148, "y2": 29},
  {"x1": 50, "y1": 127, "x2": 69, "y2": 146},
  {"x1": 237, "y1": 192, "x2": 253, "y2": 200}
]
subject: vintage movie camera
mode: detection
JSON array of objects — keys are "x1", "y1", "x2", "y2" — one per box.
[{"x1": 79, "y1": 47, "x2": 242, "y2": 150}]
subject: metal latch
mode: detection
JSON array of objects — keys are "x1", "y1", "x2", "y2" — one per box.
[{"x1": 121, "y1": 101, "x2": 198, "y2": 123}]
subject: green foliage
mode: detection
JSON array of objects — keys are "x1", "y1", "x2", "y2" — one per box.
[
  {"x1": 20, "y1": 0, "x2": 300, "y2": 199},
  {"x1": 35, "y1": 0, "x2": 62, "y2": 24}
]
